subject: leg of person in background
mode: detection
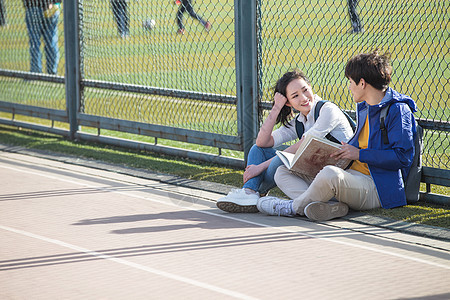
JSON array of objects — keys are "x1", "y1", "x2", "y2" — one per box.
[
  {"x1": 0, "y1": 0, "x2": 7, "y2": 27},
  {"x1": 176, "y1": 1, "x2": 186, "y2": 34},
  {"x1": 111, "y1": 0, "x2": 128, "y2": 37},
  {"x1": 43, "y1": 8, "x2": 60, "y2": 75},
  {"x1": 347, "y1": 0, "x2": 363, "y2": 33},
  {"x1": 111, "y1": 0, "x2": 121, "y2": 34},
  {"x1": 122, "y1": 0, "x2": 129, "y2": 37},
  {"x1": 25, "y1": 7, "x2": 43, "y2": 73},
  {"x1": 183, "y1": 0, "x2": 211, "y2": 31}
]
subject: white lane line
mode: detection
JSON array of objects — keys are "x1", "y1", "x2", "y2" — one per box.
[
  {"x1": 1, "y1": 162, "x2": 450, "y2": 272},
  {"x1": 0, "y1": 224, "x2": 257, "y2": 300}
]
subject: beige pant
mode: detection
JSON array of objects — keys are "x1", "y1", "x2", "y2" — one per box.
[{"x1": 274, "y1": 165, "x2": 381, "y2": 214}]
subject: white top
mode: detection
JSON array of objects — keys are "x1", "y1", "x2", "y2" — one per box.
[{"x1": 271, "y1": 95, "x2": 354, "y2": 148}]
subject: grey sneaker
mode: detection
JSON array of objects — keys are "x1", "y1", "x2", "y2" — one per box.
[
  {"x1": 304, "y1": 201, "x2": 349, "y2": 221},
  {"x1": 216, "y1": 189, "x2": 259, "y2": 213},
  {"x1": 256, "y1": 196, "x2": 295, "y2": 217}
]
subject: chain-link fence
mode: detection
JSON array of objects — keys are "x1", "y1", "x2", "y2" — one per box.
[
  {"x1": 0, "y1": 0, "x2": 65, "y2": 110},
  {"x1": 80, "y1": 0, "x2": 237, "y2": 135},
  {"x1": 0, "y1": 1, "x2": 449, "y2": 174}
]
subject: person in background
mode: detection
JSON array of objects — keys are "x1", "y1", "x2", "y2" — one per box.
[
  {"x1": 176, "y1": 0, "x2": 211, "y2": 35},
  {"x1": 23, "y1": 0, "x2": 61, "y2": 75},
  {"x1": 257, "y1": 50, "x2": 417, "y2": 222},
  {"x1": 216, "y1": 69, "x2": 354, "y2": 213}
]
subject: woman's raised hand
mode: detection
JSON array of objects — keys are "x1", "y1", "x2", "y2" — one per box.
[{"x1": 273, "y1": 92, "x2": 288, "y2": 109}]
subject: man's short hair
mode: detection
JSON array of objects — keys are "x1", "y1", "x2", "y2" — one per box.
[{"x1": 345, "y1": 49, "x2": 393, "y2": 90}]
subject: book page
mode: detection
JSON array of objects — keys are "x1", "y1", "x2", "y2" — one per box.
[
  {"x1": 290, "y1": 136, "x2": 351, "y2": 177},
  {"x1": 276, "y1": 150, "x2": 295, "y2": 169},
  {"x1": 292, "y1": 136, "x2": 312, "y2": 162}
]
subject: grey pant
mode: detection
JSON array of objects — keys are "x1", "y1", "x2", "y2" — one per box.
[{"x1": 274, "y1": 165, "x2": 381, "y2": 214}]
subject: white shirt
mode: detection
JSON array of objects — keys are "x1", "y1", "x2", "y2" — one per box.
[{"x1": 271, "y1": 95, "x2": 354, "y2": 147}]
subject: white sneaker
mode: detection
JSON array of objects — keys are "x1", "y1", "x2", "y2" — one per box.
[
  {"x1": 216, "y1": 188, "x2": 259, "y2": 213},
  {"x1": 304, "y1": 201, "x2": 349, "y2": 221},
  {"x1": 256, "y1": 196, "x2": 295, "y2": 217}
]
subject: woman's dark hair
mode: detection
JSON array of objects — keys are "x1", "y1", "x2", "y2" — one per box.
[
  {"x1": 273, "y1": 69, "x2": 311, "y2": 127},
  {"x1": 345, "y1": 49, "x2": 392, "y2": 90}
]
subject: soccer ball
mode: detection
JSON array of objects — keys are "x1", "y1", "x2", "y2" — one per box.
[{"x1": 143, "y1": 19, "x2": 156, "y2": 31}]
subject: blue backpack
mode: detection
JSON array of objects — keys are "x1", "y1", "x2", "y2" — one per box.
[
  {"x1": 380, "y1": 103, "x2": 423, "y2": 203},
  {"x1": 295, "y1": 100, "x2": 356, "y2": 143}
]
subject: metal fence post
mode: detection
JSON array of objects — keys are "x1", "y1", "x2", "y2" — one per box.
[
  {"x1": 235, "y1": 0, "x2": 259, "y2": 163},
  {"x1": 64, "y1": 0, "x2": 81, "y2": 140}
]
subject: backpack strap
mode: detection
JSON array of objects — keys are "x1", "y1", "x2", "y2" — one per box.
[
  {"x1": 295, "y1": 100, "x2": 326, "y2": 139},
  {"x1": 295, "y1": 115, "x2": 305, "y2": 139},
  {"x1": 378, "y1": 102, "x2": 423, "y2": 203},
  {"x1": 380, "y1": 104, "x2": 392, "y2": 145},
  {"x1": 295, "y1": 100, "x2": 355, "y2": 143},
  {"x1": 342, "y1": 110, "x2": 357, "y2": 132},
  {"x1": 317, "y1": 100, "x2": 356, "y2": 143},
  {"x1": 314, "y1": 100, "x2": 327, "y2": 121}
]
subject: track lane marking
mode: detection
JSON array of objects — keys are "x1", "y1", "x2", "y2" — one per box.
[{"x1": 1, "y1": 161, "x2": 450, "y2": 272}]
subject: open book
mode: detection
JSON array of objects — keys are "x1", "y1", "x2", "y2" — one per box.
[{"x1": 276, "y1": 135, "x2": 352, "y2": 177}]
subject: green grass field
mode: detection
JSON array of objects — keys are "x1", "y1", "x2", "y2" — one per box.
[{"x1": 0, "y1": 0, "x2": 448, "y2": 168}]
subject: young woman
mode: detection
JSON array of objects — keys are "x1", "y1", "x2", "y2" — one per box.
[{"x1": 216, "y1": 69, "x2": 355, "y2": 213}]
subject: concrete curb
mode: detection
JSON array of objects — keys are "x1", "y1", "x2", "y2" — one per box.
[{"x1": 1, "y1": 144, "x2": 449, "y2": 242}]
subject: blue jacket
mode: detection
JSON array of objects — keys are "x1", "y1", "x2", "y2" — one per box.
[{"x1": 348, "y1": 88, "x2": 417, "y2": 209}]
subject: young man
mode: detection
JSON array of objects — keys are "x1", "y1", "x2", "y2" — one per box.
[{"x1": 257, "y1": 50, "x2": 417, "y2": 221}]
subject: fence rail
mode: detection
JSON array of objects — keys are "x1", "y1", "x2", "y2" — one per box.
[{"x1": 0, "y1": 0, "x2": 448, "y2": 204}]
